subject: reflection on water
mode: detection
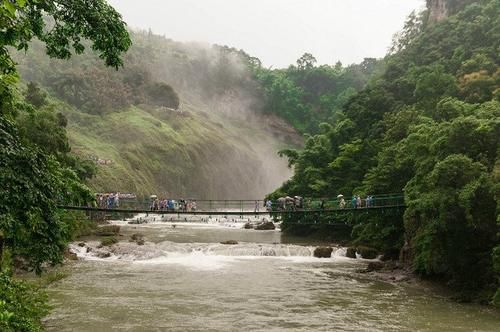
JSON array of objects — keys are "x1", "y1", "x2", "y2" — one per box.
[{"x1": 44, "y1": 222, "x2": 500, "y2": 332}]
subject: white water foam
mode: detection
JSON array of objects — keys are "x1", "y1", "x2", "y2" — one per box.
[
  {"x1": 109, "y1": 214, "x2": 277, "y2": 230},
  {"x1": 70, "y1": 241, "x2": 353, "y2": 271}
]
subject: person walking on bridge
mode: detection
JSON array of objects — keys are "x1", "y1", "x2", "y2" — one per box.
[
  {"x1": 255, "y1": 200, "x2": 260, "y2": 213},
  {"x1": 265, "y1": 200, "x2": 272, "y2": 212},
  {"x1": 339, "y1": 196, "x2": 346, "y2": 209}
]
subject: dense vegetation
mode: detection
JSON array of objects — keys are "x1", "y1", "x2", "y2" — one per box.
[
  {"x1": 0, "y1": 1, "x2": 130, "y2": 330},
  {"x1": 272, "y1": 0, "x2": 499, "y2": 304},
  {"x1": 0, "y1": 2, "x2": 497, "y2": 330},
  {"x1": 253, "y1": 54, "x2": 383, "y2": 134}
]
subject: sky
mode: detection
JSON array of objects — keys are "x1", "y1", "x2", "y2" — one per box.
[{"x1": 108, "y1": 0, "x2": 425, "y2": 68}]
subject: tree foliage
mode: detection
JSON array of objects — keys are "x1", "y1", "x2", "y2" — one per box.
[
  {"x1": 273, "y1": 0, "x2": 500, "y2": 303},
  {"x1": 253, "y1": 54, "x2": 384, "y2": 133},
  {"x1": 0, "y1": 0, "x2": 130, "y2": 328}
]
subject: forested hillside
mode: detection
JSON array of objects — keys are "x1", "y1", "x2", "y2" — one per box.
[
  {"x1": 273, "y1": 0, "x2": 499, "y2": 304},
  {"x1": 15, "y1": 32, "x2": 305, "y2": 199},
  {"x1": 253, "y1": 54, "x2": 383, "y2": 134},
  {"x1": 14, "y1": 28, "x2": 381, "y2": 199}
]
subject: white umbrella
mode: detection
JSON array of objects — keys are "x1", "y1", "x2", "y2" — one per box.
[{"x1": 337, "y1": 194, "x2": 344, "y2": 198}]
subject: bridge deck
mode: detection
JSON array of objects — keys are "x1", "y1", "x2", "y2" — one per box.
[{"x1": 58, "y1": 204, "x2": 405, "y2": 216}]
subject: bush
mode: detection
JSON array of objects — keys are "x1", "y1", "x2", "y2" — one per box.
[{"x1": 0, "y1": 273, "x2": 49, "y2": 332}]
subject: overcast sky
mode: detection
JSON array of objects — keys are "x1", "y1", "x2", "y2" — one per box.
[{"x1": 108, "y1": 0, "x2": 425, "y2": 68}]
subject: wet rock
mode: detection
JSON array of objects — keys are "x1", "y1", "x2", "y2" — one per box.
[
  {"x1": 366, "y1": 261, "x2": 384, "y2": 272},
  {"x1": 100, "y1": 237, "x2": 118, "y2": 247},
  {"x1": 244, "y1": 223, "x2": 253, "y2": 229},
  {"x1": 394, "y1": 275, "x2": 410, "y2": 282},
  {"x1": 346, "y1": 247, "x2": 357, "y2": 259},
  {"x1": 255, "y1": 222, "x2": 275, "y2": 230},
  {"x1": 357, "y1": 246, "x2": 378, "y2": 259},
  {"x1": 130, "y1": 233, "x2": 145, "y2": 245},
  {"x1": 220, "y1": 240, "x2": 238, "y2": 245},
  {"x1": 383, "y1": 260, "x2": 402, "y2": 271},
  {"x1": 130, "y1": 233, "x2": 144, "y2": 242},
  {"x1": 97, "y1": 252, "x2": 111, "y2": 258},
  {"x1": 95, "y1": 225, "x2": 120, "y2": 236},
  {"x1": 131, "y1": 233, "x2": 143, "y2": 241},
  {"x1": 314, "y1": 247, "x2": 333, "y2": 258},
  {"x1": 78, "y1": 242, "x2": 86, "y2": 247},
  {"x1": 64, "y1": 248, "x2": 78, "y2": 261},
  {"x1": 380, "y1": 248, "x2": 400, "y2": 261},
  {"x1": 399, "y1": 241, "x2": 413, "y2": 264}
]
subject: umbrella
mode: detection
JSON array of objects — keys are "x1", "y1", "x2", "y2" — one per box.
[{"x1": 337, "y1": 194, "x2": 344, "y2": 198}]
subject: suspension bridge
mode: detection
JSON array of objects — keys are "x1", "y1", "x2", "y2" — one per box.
[{"x1": 58, "y1": 194, "x2": 406, "y2": 222}]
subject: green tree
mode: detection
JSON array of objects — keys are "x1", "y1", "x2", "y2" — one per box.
[
  {"x1": 296, "y1": 53, "x2": 317, "y2": 70},
  {"x1": 1, "y1": 0, "x2": 131, "y2": 115},
  {"x1": 23, "y1": 82, "x2": 47, "y2": 108},
  {"x1": 273, "y1": 0, "x2": 500, "y2": 304},
  {"x1": 1, "y1": 1, "x2": 130, "y2": 329},
  {"x1": 1, "y1": 0, "x2": 129, "y2": 270}
]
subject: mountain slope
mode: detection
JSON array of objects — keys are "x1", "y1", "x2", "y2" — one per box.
[{"x1": 15, "y1": 32, "x2": 301, "y2": 199}]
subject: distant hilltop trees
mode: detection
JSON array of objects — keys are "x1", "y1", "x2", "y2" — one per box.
[{"x1": 16, "y1": 39, "x2": 180, "y2": 115}]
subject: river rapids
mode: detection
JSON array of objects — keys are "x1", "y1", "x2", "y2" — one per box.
[{"x1": 43, "y1": 218, "x2": 500, "y2": 331}]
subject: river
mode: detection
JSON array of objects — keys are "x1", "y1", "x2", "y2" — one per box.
[{"x1": 43, "y1": 218, "x2": 500, "y2": 331}]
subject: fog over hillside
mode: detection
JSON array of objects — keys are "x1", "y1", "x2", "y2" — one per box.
[{"x1": 16, "y1": 31, "x2": 302, "y2": 199}]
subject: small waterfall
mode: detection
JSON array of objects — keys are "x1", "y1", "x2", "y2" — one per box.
[{"x1": 70, "y1": 241, "x2": 346, "y2": 262}]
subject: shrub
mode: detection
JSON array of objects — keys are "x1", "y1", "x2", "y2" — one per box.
[{"x1": 0, "y1": 273, "x2": 49, "y2": 332}]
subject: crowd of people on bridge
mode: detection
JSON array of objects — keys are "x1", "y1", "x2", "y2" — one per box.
[
  {"x1": 94, "y1": 192, "x2": 381, "y2": 212},
  {"x1": 268, "y1": 196, "x2": 304, "y2": 211},
  {"x1": 96, "y1": 192, "x2": 137, "y2": 209},
  {"x1": 268, "y1": 194, "x2": 377, "y2": 211},
  {"x1": 150, "y1": 197, "x2": 197, "y2": 212}
]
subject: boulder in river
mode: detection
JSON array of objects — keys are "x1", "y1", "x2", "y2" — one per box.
[
  {"x1": 366, "y1": 261, "x2": 384, "y2": 272},
  {"x1": 100, "y1": 237, "x2": 118, "y2": 247},
  {"x1": 313, "y1": 247, "x2": 333, "y2": 258},
  {"x1": 64, "y1": 248, "x2": 78, "y2": 261},
  {"x1": 131, "y1": 233, "x2": 143, "y2": 241},
  {"x1": 77, "y1": 242, "x2": 86, "y2": 247},
  {"x1": 130, "y1": 233, "x2": 145, "y2": 245},
  {"x1": 95, "y1": 225, "x2": 120, "y2": 236},
  {"x1": 346, "y1": 247, "x2": 357, "y2": 259},
  {"x1": 255, "y1": 222, "x2": 275, "y2": 230},
  {"x1": 357, "y1": 246, "x2": 378, "y2": 259},
  {"x1": 97, "y1": 252, "x2": 111, "y2": 259},
  {"x1": 220, "y1": 240, "x2": 238, "y2": 245},
  {"x1": 244, "y1": 223, "x2": 253, "y2": 229}
]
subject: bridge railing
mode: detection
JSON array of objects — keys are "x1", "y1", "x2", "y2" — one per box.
[
  {"x1": 300, "y1": 195, "x2": 405, "y2": 211},
  {"x1": 85, "y1": 194, "x2": 405, "y2": 213}
]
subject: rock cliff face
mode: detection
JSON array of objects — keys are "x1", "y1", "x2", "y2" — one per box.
[
  {"x1": 427, "y1": 0, "x2": 477, "y2": 23},
  {"x1": 427, "y1": 0, "x2": 449, "y2": 23}
]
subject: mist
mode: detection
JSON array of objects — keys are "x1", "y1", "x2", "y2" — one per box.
[
  {"x1": 129, "y1": 33, "x2": 300, "y2": 198},
  {"x1": 109, "y1": 0, "x2": 425, "y2": 68},
  {"x1": 16, "y1": 30, "x2": 301, "y2": 199}
]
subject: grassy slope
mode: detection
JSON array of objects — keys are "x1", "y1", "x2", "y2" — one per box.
[
  {"x1": 62, "y1": 102, "x2": 297, "y2": 199},
  {"x1": 16, "y1": 33, "x2": 302, "y2": 199}
]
